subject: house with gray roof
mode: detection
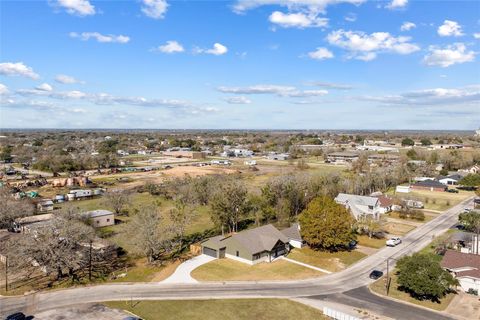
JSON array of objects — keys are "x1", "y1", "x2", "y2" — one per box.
[
  {"x1": 281, "y1": 223, "x2": 305, "y2": 249},
  {"x1": 201, "y1": 224, "x2": 290, "y2": 265},
  {"x1": 335, "y1": 193, "x2": 382, "y2": 220}
]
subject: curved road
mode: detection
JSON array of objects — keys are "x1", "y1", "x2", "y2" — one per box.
[{"x1": 0, "y1": 197, "x2": 473, "y2": 318}]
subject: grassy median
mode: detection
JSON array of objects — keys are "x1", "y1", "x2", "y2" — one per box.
[{"x1": 105, "y1": 299, "x2": 328, "y2": 320}]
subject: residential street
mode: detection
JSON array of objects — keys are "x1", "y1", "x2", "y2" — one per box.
[{"x1": 0, "y1": 197, "x2": 473, "y2": 319}]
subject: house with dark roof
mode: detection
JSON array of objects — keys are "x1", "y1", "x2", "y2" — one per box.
[
  {"x1": 438, "y1": 174, "x2": 463, "y2": 186},
  {"x1": 200, "y1": 224, "x2": 290, "y2": 265},
  {"x1": 441, "y1": 250, "x2": 480, "y2": 295},
  {"x1": 410, "y1": 180, "x2": 447, "y2": 192}
]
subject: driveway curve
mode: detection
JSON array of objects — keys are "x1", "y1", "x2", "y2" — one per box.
[{"x1": 161, "y1": 254, "x2": 215, "y2": 284}]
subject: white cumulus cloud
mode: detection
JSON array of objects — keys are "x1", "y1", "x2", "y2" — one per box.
[
  {"x1": 307, "y1": 47, "x2": 334, "y2": 60},
  {"x1": 0, "y1": 62, "x2": 39, "y2": 79},
  {"x1": 224, "y1": 96, "x2": 252, "y2": 104},
  {"x1": 195, "y1": 43, "x2": 228, "y2": 55},
  {"x1": 474, "y1": 33, "x2": 480, "y2": 39},
  {"x1": 233, "y1": 0, "x2": 365, "y2": 14},
  {"x1": 386, "y1": 0, "x2": 408, "y2": 10},
  {"x1": 69, "y1": 32, "x2": 130, "y2": 44},
  {"x1": 400, "y1": 22, "x2": 416, "y2": 31},
  {"x1": 217, "y1": 84, "x2": 328, "y2": 98},
  {"x1": 55, "y1": 74, "x2": 83, "y2": 84},
  {"x1": 152, "y1": 41, "x2": 184, "y2": 54},
  {"x1": 55, "y1": 0, "x2": 95, "y2": 16},
  {"x1": 141, "y1": 0, "x2": 168, "y2": 19},
  {"x1": 438, "y1": 20, "x2": 464, "y2": 37},
  {"x1": 269, "y1": 11, "x2": 328, "y2": 28},
  {"x1": 0, "y1": 83, "x2": 8, "y2": 95},
  {"x1": 423, "y1": 43, "x2": 475, "y2": 67},
  {"x1": 326, "y1": 29, "x2": 420, "y2": 60},
  {"x1": 36, "y1": 83, "x2": 53, "y2": 92}
]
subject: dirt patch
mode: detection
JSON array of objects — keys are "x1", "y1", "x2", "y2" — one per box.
[
  {"x1": 91, "y1": 165, "x2": 238, "y2": 190},
  {"x1": 34, "y1": 303, "x2": 131, "y2": 320},
  {"x1": 151, "y1": 260, "x2": 183, "y2": 282},
  {"x1": 445, "y1": 293, "x2": 480, "y2": 320}
]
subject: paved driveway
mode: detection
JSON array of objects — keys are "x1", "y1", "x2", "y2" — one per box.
[{"x1": 161, "y1": 254, "x2": 215, "y2": 284}]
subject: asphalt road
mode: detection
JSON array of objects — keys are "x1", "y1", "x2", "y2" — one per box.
[
  {"x1": 311, "y1": 287, "x2": 453, "y2": 320},
  {"x1": 0, "y1": 197, "x2": 473, "y2": 319}
]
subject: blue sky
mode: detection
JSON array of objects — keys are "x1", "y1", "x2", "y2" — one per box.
[{"x1": 0, "y1": 0, "x2": 479, "y2": 129}]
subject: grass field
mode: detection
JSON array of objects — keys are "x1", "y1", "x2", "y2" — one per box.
[
  {"x1": 356, "y1": 235, "x2": 386, "y2": 249},
  {"x1": 387, "y1": 211, "x2": 433, "y2": 222},
  {"x1": 382, "y1": 221, "x2": 416, "y2": 236},
  {"x1": 286, "y1": 248, "x2": 367, "y2": 272},
  {"x1": 191, "y1": 258, "x2": 322, "y2": 281},
  {"x1": 110, "y1": 258, "x2": 181, "y2": 283},
  {"x1": 105, "y1": 299, "x2": 328, "y2": 320},
  {"x1": 403, "y1": 190, "x2": 473, "y2": 211},
  {"x1": 369, "y1": 272, "x2": 456, "y2": 311}
]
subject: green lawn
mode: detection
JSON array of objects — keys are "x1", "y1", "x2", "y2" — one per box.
[
  {"x1": 357, "y1": 235, "x2": 386, "y2": 249},
  {"x1": 405, "y1": 190, "x2": 473, "y2": 211},
  {"x1": 105, "y1": 299, "x2": 328, "y2": 320},
  {"x1": 191, "y1": 258, "x2": 322, "y2": 281},
  {"x1": 286, "y1": 248, "x2": 366, "y2": 272},
  {"x1": 419, "y1": 229, "x2": 460, "y2": 255},
  {"x1": 369, "y1": 272, "x2": 456, "y2": 311}
]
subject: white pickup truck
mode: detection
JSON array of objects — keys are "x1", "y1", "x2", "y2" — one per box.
[{"x1": 386, "y1": 237, "x2": 402, "y2": 247}]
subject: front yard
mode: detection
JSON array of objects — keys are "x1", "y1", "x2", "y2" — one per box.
[
  {"x1": 382, "y1": 221, "x2": 416, "y2": 236},
  {"x1": 286, "y1": 248, "x2": 367, "y2": 272},
  {"x1": 369, "y1": 272, "x2": 457, "y2": 312},
  {"x1": 191, "y1": 258, "x2": 322, "y2": 281},
  {"x1": 356, "y1": 235, "x2": 386, "y2": 249},
  {"x1": 105, "y1": 299, "x2": 329, "y2": 320}
]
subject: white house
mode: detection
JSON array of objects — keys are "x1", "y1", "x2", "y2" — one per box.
[
  {"x1": 334, "y1": 193, "x2": 382, "y2": 220},
  {"x1": 441, "y1": 250, "x2": 480, "y2": 295},
  {"x1": 438, "y1": 174, "x2": 463, "y2": 186},
  {"x1": 459, "y1": 165, "x2": 480, "y2": 175},
  {"x1": 395, "y1": 185, "x2": 411, "y2": 193},
  {"x1": 83, "y1": 210, "x2": 115, "y2": 228}
]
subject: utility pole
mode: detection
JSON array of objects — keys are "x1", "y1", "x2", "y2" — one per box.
[
  {"x1": 88, "y1": 240, "x2": 92, "y2": 281},
  {"x1": 5, "y1": 255, "x2": 8, "y2": 292}
]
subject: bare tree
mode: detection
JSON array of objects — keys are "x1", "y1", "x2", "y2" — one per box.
[
  {"x1": 0, "y1": 189, "x2": 34, "y2": 229},
  {"x1": 7, "y1": 209, "x2": 96, "y2": 281},
  {"x1": 127, "y1": 204, "x2": 175, "y2": 263},
  {"x1": 104, "y1": 190, "x2": 131, "y2": 215},
  {"x1": 169, "y1": 200, "x2": 197, "y2": 246}
]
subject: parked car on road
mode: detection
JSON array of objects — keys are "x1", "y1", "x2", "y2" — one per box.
[
  {"x1": 386, "y1": 237, "x2": 402, "y2": 247},
  {"x1": 369, "y1": 270, "x2": 383, "y2": 280},
  {"x1": 5, "y1": 312, "x2": 26, "y2": 320}
]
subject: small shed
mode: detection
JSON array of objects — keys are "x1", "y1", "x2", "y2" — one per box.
[{"x1": 84, "y1": 210, "x2": 115, "y2": 228}]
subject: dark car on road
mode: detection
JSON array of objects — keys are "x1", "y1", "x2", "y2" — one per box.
[
  {"x1": 369, "y1": 270, "x2": 384, "y2": 280},
  {"x1": 5, "y1": 313, "x2": 26, "y2": 320}
]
